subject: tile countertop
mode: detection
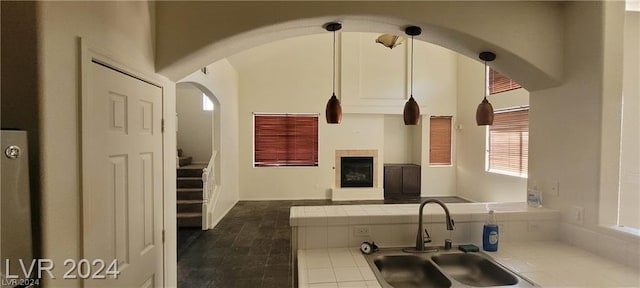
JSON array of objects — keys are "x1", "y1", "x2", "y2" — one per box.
[
  {"x1": 290, "y1": 202, "x2": 559, "y2": 226},
  {"x1": 297, "y1": 241, "x2": 640, "y2": 288}
]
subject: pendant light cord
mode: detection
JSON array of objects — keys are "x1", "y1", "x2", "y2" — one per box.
[
  {"x1": 410, "y1": 35, "x2": 414, "y2": 98},
  {"x1": 332, "y1": 29, "x2": 336, "y2": 94},
  {"x1": 483, "y1": 60, "x2": 488, "y2": 100}
]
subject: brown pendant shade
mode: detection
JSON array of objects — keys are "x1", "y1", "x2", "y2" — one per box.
[
  {"x1": 325, "y1": 22, "x2": 342, "y2": 124},
  {"x1": 476, "y1": 97, "x2": 494, "y2": 125},
  {"x1": 326, "y1": 93, "x2": 342, "y2": 124},
  {"x1": 403, "y1": 26, "x2": 422, "y2": 126},
  {"x1": 403, "y1": 96, "x2": 420, "y2": 125},
  {"x1": 476, "y1": 51, "x2": 496, "y2": 126}
]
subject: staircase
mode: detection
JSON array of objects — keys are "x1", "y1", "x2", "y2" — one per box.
[{"x1": 177, "y1": 149, "x2": 205, "y2": 228}]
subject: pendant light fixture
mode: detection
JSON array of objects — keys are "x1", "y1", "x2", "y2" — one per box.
[
  {"x1": 325, "y1": 22, "x2": 342, "y2": 124},
  {"x1": 476, "y1": 51, "x2": 496, "y2": 126},
  {"x1": 375, "y1": 34, "x2": 405, "y2": 49},
  {"x1": 403, "y1": 26, "x2": 422, "y2": 125}
]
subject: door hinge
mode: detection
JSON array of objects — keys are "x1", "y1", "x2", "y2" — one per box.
[
  {"x1": 161, "y1": 119, "x2": 165, "y2": 133},
  {"x1": 162, "y1": 230, "x2": 165, "y2": 243}
]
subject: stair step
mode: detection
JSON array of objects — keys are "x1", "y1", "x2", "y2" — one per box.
[
  {"x1": 177, "y1": 213, "x2": 202, "y2": 228},
  {"x1": 177, "y1": 188, "x2": 203, "y2": 201},
  {"x1": 177, "y1": 167, "x2": 204, "y2": 178},
  {"x1": 177, "y1": 177, "x2": 203, "y2": 188},
  {"x1": 178, "y1": 156, "x2": 192, "y2": 167},
  {"x1": 177, "y1": 200, "x2": 203, "y2": 204},
  {"x1": 177, "y1": 200, "x2": 202, "y2": 213}
]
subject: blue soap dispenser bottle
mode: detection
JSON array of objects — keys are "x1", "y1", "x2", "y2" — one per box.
[{"x1": 483, "y1": 210, "x2": 499, "y2": 251}]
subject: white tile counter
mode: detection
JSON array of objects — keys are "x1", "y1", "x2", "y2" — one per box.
[
  {"x1": 297, "y1": 248, "x2": 380, "y2": 288},
  {"x1": 490, "y1": 242, "x2": 639, "y2": 287},
  {"x1": 297, "y1": 242, "x2": 640, "y2": 288},
  {"x1": 290, "y1": 202, "x2": 561, "y2": 250},
  {"x1": 291, "y1": 203, "x2": 639, "y2": 287}
]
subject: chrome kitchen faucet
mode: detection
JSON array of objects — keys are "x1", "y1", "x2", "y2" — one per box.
[{"x1": 404, "y1": 199, "x2": 455, "y2": 252}]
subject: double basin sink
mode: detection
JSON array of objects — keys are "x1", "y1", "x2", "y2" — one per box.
[{"x1": 364, "y1": 247, "x2": 537, "y2": 288}]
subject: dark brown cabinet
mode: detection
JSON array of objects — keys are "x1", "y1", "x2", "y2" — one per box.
[{"x1": 384, "y1": 164, "x2": 421, "y2": 198}]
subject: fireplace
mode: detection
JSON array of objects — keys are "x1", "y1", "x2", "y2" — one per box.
[
  {"x1": 332, "y1": 150, "x2": 382, "y2": 200},
  {"x1": 340, "y1": 157, "x2": 374, "y2": 188}
]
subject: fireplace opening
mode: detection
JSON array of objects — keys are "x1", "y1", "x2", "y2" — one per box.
[{"x1": 341, "y1": 157, "x2": 374, "y2": 188}]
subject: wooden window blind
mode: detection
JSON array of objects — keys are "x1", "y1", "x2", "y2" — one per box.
[
  {"x1": 488, "y1": 108, "x2": 529, "y2": 177},
  {"x1": 429, "y1": 116, "x2": 452, "y2": 165},
  {"x1": 489, "y1": 67, "x2": 522, "y2": 95},
  {"x1": 254, "y1": 113, "x2": 318, "y2": 167}
]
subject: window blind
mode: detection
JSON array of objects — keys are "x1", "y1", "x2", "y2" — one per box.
[
  {"x1": 254, "y1": 114, "x2": 318, "y2": 167},
  {"x1": 429, "y1": 116, "x2": 452, "y2": 165},
  {"x1": 488, "y1": 108, "x2": 528, "y2": 177},
  {"x1": 489, "y1": 68, "x2": 522, "y2": 95}
]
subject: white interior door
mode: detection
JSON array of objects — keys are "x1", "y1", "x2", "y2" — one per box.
[{"x1": 83, "y1": 61, "x2": 163, "y2": 288}]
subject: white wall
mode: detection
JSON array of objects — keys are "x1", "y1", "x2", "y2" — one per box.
[
  {"x1": 619, "y1": 11, "x2": 640, "y2": 229},
  {"x1": 179, "y1": 59, "x2": 240, "y2": 228},
  {"x1": 528, "y1": 2, "x2": 640, "y2": 266},
  {"x1": 455, "y1": 55, "x2": 529, "y2": 202},
  {"x1": 176, "y1": 84, "x2": 212, "y2": 164},
  {"x1": 383, "y1": 115, "x2": 419, "y2": 164},
  {"x1": 530, "y1": 0, "x2": 612, "y2": 226},
  {"x1": 230, "y1": 32, "x2": 459, "y2": 200},
  {"x1": 232, "y1": 33, "x2": 375, "y2": 200},
  {"x1": 35, "y1": 2, "x2": 178, "y2": 287}
]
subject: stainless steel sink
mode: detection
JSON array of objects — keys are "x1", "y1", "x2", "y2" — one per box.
[
  {"x1": 373, "y1": 255, "x2": 452, "y2": 288},
  {"x1": 431, "y1": 253, "x2": 518, "y2": 287},
  {"x1": 365, "y1": 248, "x2": 537, "y2": 288}
]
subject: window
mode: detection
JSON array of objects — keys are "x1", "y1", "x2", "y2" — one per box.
[
  {"x1": 254, "y1": 113, "x2": 318, "y2": 167},
  {"x1": 429, "y1": 116, "x2": 452, "y2": 165},
  {"x1": 487, "y1": 107, "x2": 529, "y2": 177},
  {"x1": 488, "y1": 67, "x2": 522, "y2": 95},
  {"x1": 203, "y1": 94, "x2": 214, "y2": 111}
]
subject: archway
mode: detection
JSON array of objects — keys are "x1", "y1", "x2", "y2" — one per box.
[
  {"x1": 156, "y1": 2, "x2": 564, "y2": 91},
  {"x1": 175, "y1": 81, "x2": 221, "y2": 254}
]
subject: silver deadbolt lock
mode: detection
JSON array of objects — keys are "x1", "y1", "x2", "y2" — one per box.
[{"x1": 5, "y1": 145, "x2": 21, "y2": 159}]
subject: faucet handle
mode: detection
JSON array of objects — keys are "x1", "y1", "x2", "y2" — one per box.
[{"x1": 423, "y1": 229, "x2": 432, "y2": 243}]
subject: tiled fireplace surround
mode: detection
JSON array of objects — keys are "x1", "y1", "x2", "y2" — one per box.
[{"x1": 332, "y1": 150, "x2": 383, "y2": 201}]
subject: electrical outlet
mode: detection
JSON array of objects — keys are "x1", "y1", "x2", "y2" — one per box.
[
  {"x1": 528, "y1": 222, "x2": 540, "y2": 232},
  {"x1": 354, "y1": 226, "x2": 370, "y2": 236},
  {"x1": 571, "y1": 206, "x2": 584, "y2": 224},
  {"x1": 550, "y1": 180, "x2": 560, "y2": 197}
]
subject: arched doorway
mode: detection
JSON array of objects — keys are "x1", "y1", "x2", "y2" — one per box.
[{"x1": 175, "y1": 82, "x2": 222, "y2": 257}]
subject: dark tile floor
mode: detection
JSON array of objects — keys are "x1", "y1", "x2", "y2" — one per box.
[{"x1": 177, "y1": 197, "x2": 469, "y2": 288}]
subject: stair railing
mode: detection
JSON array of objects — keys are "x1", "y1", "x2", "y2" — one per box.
[{"x1": 201, "y1": 151, "x2": 218, "y2": 230}]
